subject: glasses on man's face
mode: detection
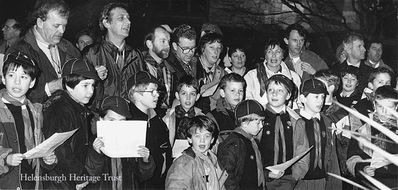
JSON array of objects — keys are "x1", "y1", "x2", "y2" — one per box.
[
  {"x1": 135, "y1": 89, "x2": 160, "y2": 96},
  {"x1": 1, "y1": 25, "x2": 13, "y2": 31},
  {"x1": 177, "y1": 43, "x2": 196, "y2": 54}
]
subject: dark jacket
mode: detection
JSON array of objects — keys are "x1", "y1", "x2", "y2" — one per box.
[
  {"x1": 166, "y1": 50, "x2": 197, "y2": 80},
  {"x1": 207, "y1": 98, "x2": 236, "y2": 132},
  {"x1": 7, "y1": 28, "x2": 81, "y2": 103},
  {"x1": 129, "y1": 103, "x2": 172, "y2": 189},
  {"x1": 83, "y1": 40, "x2": 144, "y2": 108},
  {"x1": 42, "y1": 90, "x2": 101, "y2": 189},
  {"x1": 284, "y1": 49, "x2": 328, "y2": 82}
]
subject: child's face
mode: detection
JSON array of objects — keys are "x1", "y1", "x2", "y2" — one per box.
[
  {"x1": 220, "y1": 81, "x2": 244, "y2": 108},
  {"x1": 301, "y1": 93, "x2": 325, "y2": 115},
  {"x1": 374, "y1": 99, "x2": 397, "y2": 120},
  {"x1": 2, "y1": 66, "x2": 35, "y2": 102},
  {"x1": 242, "y1": 115, "x2": 264, "y2": 136},
  {"x1": 266, "y1": 81, "x2": 290, "y2": 109},
  {"x1": 369, "y1": 73, "x2": 391, "y2": 91},
  {"x1": 176, "y1": 85, "x2": 198, "y2": 111},
  {"x1": 135, "y1": 83, "x2": 159, "y2": 109},
  {"x1": 67, "y1": 79, "x2": 95, "y2": 105},
  {"x1": 342, "y1": 74, "x2": 358, "y2": 93},
  {"x1": 103, "y1": 110, "x2": 126, "y2": 121},
  {"x1": 188, "y1": 128, "x2": 213, "y2": 154}
]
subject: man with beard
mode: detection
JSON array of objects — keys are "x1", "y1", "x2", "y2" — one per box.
[
  {"x1": 331, "y1": 33, "x2": 373, "y2": 94},
  {"x1": 283, "y1": 23, "x2": 328, "y2": 82},
  {"x1": 7, "y1": 0, "x2": 81, "y2": 103},
  {"x1": 142, "y1": 25, "x2": 176, "y2": 116},
  {"x1": 83, "y1": 2, "x2": 144, "y2": 108}
]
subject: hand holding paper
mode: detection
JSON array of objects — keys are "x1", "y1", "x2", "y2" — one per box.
[{"x1": 266, "y1": 146, "x2": 313, "y2": 174}]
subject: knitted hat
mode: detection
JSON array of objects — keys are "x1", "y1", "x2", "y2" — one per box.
[
  {"x1": 62, "y1": 58, "x2": 99, "y2": 80},
  {"x1": 100, "y1": 96, "x2": 132, "y2": 118}
]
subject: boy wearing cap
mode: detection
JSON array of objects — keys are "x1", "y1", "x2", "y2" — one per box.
[
  {"x1": 0, "y1": 52, "x2": 56, "y2": 189},
  {"x1": 294, "y1": 78, "x2": 341, "y2": 190},
  {"x1": 217, "y1": 99, "x2": 267, "y2": 190},
  {"x1": 127, "y1": 71, "x2": 172, "y2": 189},
  {"x1": 91, "y1": 96, "x2": 155, "y2": 190},
  {"x1": 41, "y1": 58, "x2": 102, "y2": 189},
  {"x1": 259, "y1": 74, "x2": 299, "y2": 190},
  {"x1": 163, "y1": 75, "x2": 204, "y2": 146}
]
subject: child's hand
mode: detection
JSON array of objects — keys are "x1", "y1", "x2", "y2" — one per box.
[
  {"x1": 43, "y1": 152, "x2": 57, "y2": 165},
  {"x1": 93, "y1": 137, "x2": 104, "y2": 154},
  {"x1": 6, "y1": 153, "x2": 24, "y2": 166},
  {"x1": 95, "y1": 66, "x2": 108, "y2": 80},
  {"x1": 137, "y1": 145, "x2": 150, "y2": 162},
  {"x1": 269, "y1": 170, "x2": 284, "y2": 179},
  {"x1": 363, "y1": 166, "x2": 375, "y2": 176}
]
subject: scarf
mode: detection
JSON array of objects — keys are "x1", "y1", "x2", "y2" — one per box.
[
  {"x1": 175, "y1": 105, "x2": 195, "y2": 119},
  {"x1": 256, "y1": 60, "x2": 293, "y2": 96},
  {"x1": 111, "y1": 158, "x2": 123, "y2": 190},
  {"x1": 193, "y1": 148, "x2": 221, "y2": 190},
  {"x1": 145, "y1": 54, "x2": 172, "y2": 106},
  {"x1": 0, "y1": 89, "x2": 35, "y2": 163},
  {"x1": 233, "y1": 127, "x2": 265, "y2": 189},
  {"x1": 266, "y1": 105, "x2": 287, "y2": 165}
]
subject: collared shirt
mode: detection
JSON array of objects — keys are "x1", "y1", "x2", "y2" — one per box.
[
  {"x1": 299, "y1": 109, "x2": 320, "y2": 120},
  {"x1": 346, "y1": 59, "x2": 360, "y2": 68},
  {"x1": 368, "y1": 60, "x2": 380, "y2": 68},
  {"x1": 290, "y1": 54, "x2": 303, "y2": 77},
  {"x1": 268, "y1": 104, "x2": 286, "y2": 114}
]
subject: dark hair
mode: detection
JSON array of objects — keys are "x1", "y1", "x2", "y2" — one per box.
[
  {"x1": 374, "y1": 85, "x2": 398, "y2": 101},
  {"x1": 218, "y1": 73, "x2": 246, "y2": 90},
  {"x1": 284, "y1": 23, "x2": 307, "y2": 40},
  {"x1": 369, "y1": 67, "x2": 393, "y2": 83},
  {"x1": 172, "y1": 24, "x2": 196, "y2": 43},
  {"x1": 227, "y1": 46, "x2": 246, "y2": 57},
  {"x1": 264, "y1": 38, "x2": 285, "y2": 56},
  {"x1": 339, "y1": 66, "x2": 359, "y2": 79},
  {"x1": 343, "y1": 32, "x2": 364, "y2": 45},
  {"x1": 144, "y1": 25, "x2": 169, "y2": 48},
  {"x1": 75, "y1": 28, "x2": 95, "y2": 44},
  {"x1": 3, "y1": 52, "x2": 39, "y2": 80},
  {"x1": 99, "y1": 2, "x2": 128, "y2": 31},
  {"x1": 315, "y1": 70, "x2": 340, "y2": 90},
  {"x1": 198, "y1": 33, "x2": 223, "y2": 56},
  {"x1": 366, "y1": 39, "x2": 383, "y2": 50},
  {"x1": 185, "y1": 115, "x2": 218, "y2": 139},
  {"x1": 62, "y1": 74, "x2": 92, "y2": 89},
  {"x1": 31, "y1": 0, "x2": 69, "y2": 23},
  {"x1": 176, "y1": 75, "x2": 199, "y2": 93},
  {"x1": 5, "y1": 17, "x2": 26, "y2": 37}
]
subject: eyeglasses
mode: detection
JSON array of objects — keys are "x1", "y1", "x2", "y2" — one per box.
[
  {"x1": 135, "y1": 89, "x2": 160, "y2": 96},
  {"x1": 177, "y1": 43, "x2": 196, "y2": 54},
  {"x1": 1, "y1": 25, "x2": 14, "y2": 31}
]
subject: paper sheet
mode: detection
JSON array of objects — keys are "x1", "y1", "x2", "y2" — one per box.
[
  {"x1": 23, "y1": 129, "x2": 78, "y2": 159},
  {"x1": 370, "y1": 152, "x2": 397, "y2": 169},
  {"x1": 266, "y1": 146, "x2": 313, "y2": 174},
  {"x1": 97, "y1": 120, "x2": 147, "y2": 158},
  {"x1": 172, "y1": 139, "x2": 189, "y2": 158}
]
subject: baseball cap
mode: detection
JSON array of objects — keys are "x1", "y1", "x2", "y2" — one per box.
[
  {"x1": 127, "y1": 71, "x2": 158, "y2": 91},
  {"x1": 301, "y1": 78, "x2": 327, "y2": 94},
  {"x1": 100, "y1": 96, "x2": 132, "y2": 118},
  {"x1": 235, "y1": 99, "x2": 265, "y2": 119},
  {"x1": 266, "y1": 74, "x2": 294, "y2": 93},
  {"x1": 62, "y1": 58, "x2": 99, "y2": 80}
]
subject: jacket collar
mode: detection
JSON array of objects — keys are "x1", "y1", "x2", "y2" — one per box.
[{"x1": 128, "y1": 102, "x2": 157, "y2": 120}]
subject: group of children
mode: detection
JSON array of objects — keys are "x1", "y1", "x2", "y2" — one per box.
[{"x1": 0, "y1": 50, "x2": 397, "y2": 190}]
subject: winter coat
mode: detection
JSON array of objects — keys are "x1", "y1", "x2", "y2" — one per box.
[
  {"x1": 83, "y1": 40, "x2": 144, "y2": 108},
  {"x1": 41, "y1": 90, "x2": 102, "y2": 189},
  {"x1": 166, "y1": 147, "x2": 227, "y2": 190},
  {"x1": 0, "y1": 90, "x2": 45, "y2": 189},
  {"x1": 284, "y1": 49, "x2": 328, "y2": 82},
  {"x1": 7, "y1": 28, "x2": 81, "y2": 103}
]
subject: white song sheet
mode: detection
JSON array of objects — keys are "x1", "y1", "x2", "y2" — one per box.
[
  {"x1": 266, "y1": 146, "x2": 313, "y2": 174},
  {"x1": 24, "y1": 129, "x2": 78, "y2": 159},
  {"x1": 172, "y1": 139, "x2": 189, "y2": 158},
  {"x1": 97, "y1": 121, "x2": 147, "y2": 158}
]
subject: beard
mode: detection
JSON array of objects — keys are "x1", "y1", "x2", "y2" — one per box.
[{"x1": 153, "y1": 45, "x2": 170, "y2": 59}]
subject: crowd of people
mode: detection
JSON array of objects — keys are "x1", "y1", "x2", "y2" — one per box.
[{"x1": 0, "y1": 0, "x2": 397, "y2": 190}]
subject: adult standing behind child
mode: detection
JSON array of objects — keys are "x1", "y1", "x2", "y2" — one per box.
[
  {"x1": 217, "y1": 99, "x2": 267, "y2": 190},
  {"x1": 0, "y1": 52, "x2": 57, "y2": 189},
  {"x1": 166, "y1": 115, "x2": 227, "y2": 190}
]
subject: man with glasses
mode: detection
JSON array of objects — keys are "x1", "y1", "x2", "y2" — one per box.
[
  {"x1": 7, "y1": 0, "x2": 81, "y2": 103},
  {"x1": 83, "y1": 2, "x2": 144, "y2": 108},
  {"x1": 167, "y1": 24, "x2": 197, "y2": 80}
]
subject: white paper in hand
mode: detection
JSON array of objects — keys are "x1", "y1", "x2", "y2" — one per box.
[
  {"x1": 172, "y1": 139, "x2": 189, "y2": 158},
  {"x1": 97, "y1": 120, "x2": 147, "y2": 158}
]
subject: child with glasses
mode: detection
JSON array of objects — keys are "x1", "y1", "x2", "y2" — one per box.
[{"x1": 127, "y1": 71, "x2": 172, "y2": 189}]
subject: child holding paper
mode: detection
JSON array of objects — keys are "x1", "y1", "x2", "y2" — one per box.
[
  {"x1": 166, "y1": 115, "x2": 227, "y2": 189},
  {"x1": 92, "y1": 96, "x2": 155, "y2": 190},
  {"x1": 294, "y1": 78, "x2": 341, "y2": 190},
  {"x1": 41, "y1": 58, "x2": 101, "y2": 189},
  {"x1": 127, "y1": 71, "x2": 172, "y2": 189},
  {"x1": 346, "y1": 85, "x2": 398, "y2": 188},
  {"x1": 163, "y1": 75, "x2": 204, "y2": 146},
  {"x1": 0, "y1": 52, "x2": 57, "y2": 189},
  {"x1": 259, "y1": 74, "x2": 298, "y2": 190}
]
